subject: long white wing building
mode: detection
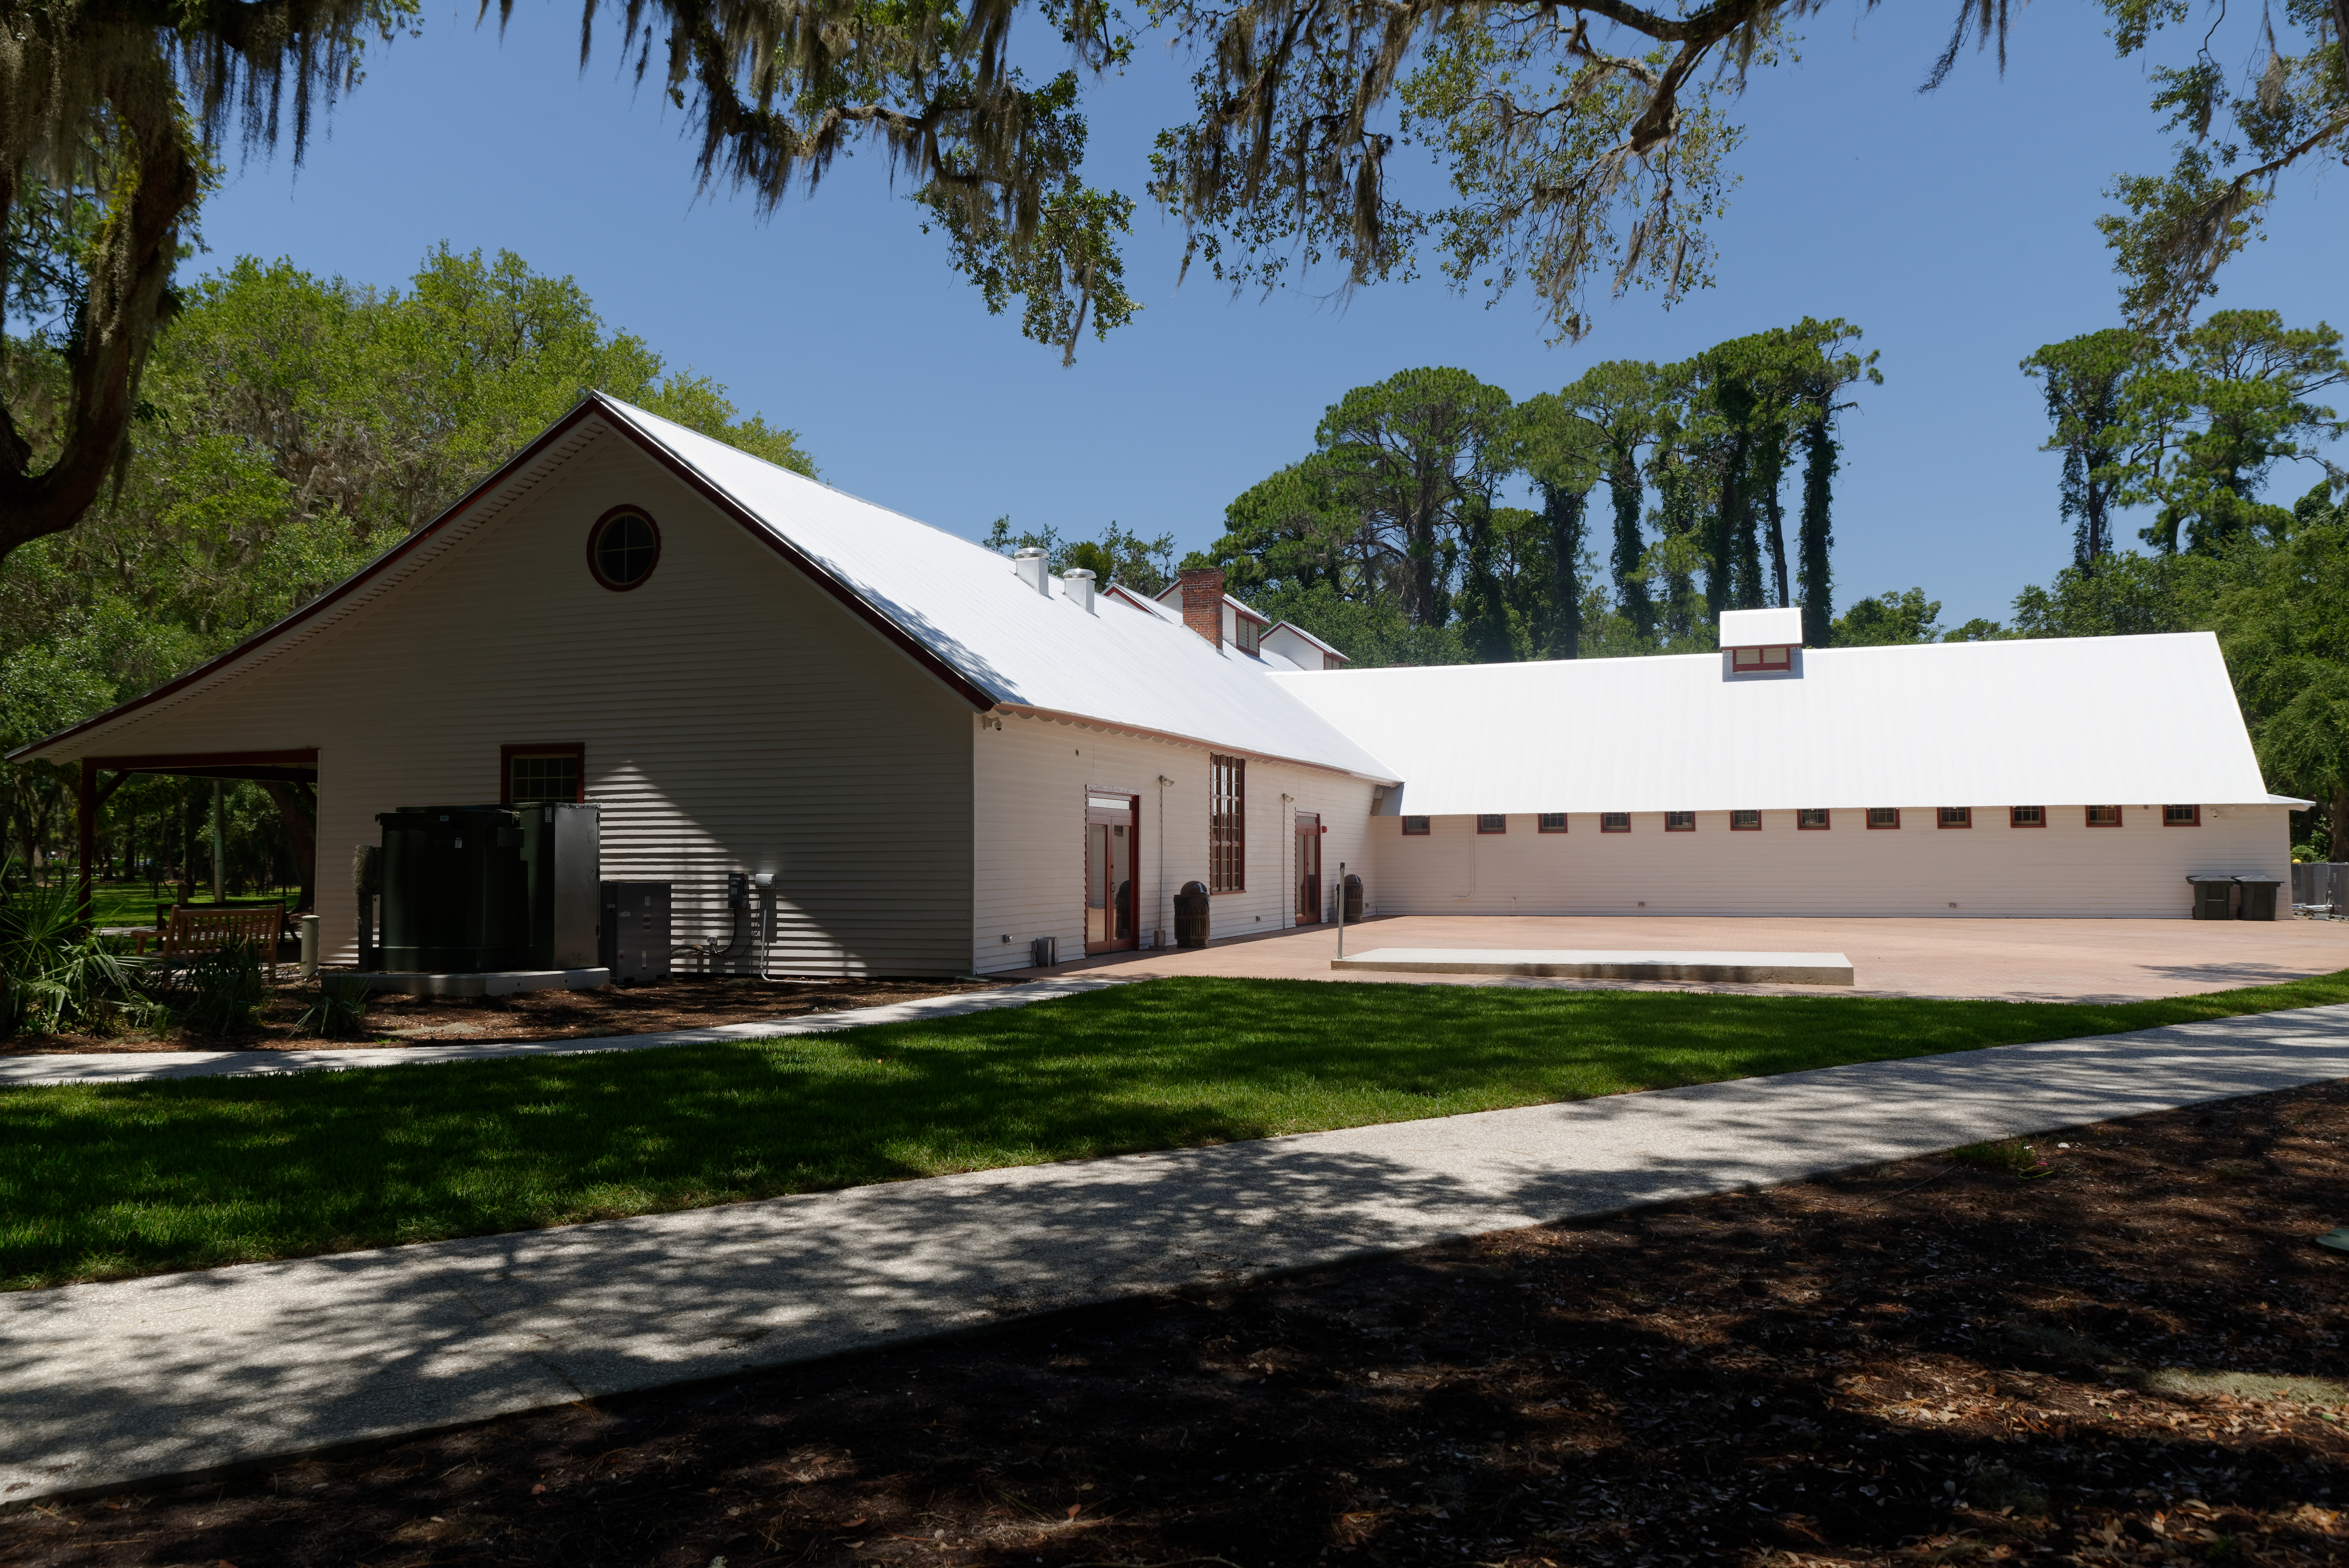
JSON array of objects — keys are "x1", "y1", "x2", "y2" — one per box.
[{"x1": 14, "y1": 396, "x2": 2301, "y2": 974}]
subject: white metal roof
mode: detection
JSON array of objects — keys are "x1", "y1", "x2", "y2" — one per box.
[
  {"x1": 1720, "y1": 606, "x2": 1805, "y2": 646},
  {"x1": 601, "y1": 400, "x2": 1399, "y2": 780},
  {"x1": 1270, "y1": 633, "x2": 2275, "y2": 814}
]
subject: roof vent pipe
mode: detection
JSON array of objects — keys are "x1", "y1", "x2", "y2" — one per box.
[
  {"x1": 1178, "y1": 567, "x2": 1226, "y2": 649},
  {"x1": 1062, "y1": 567, "x2": 1097, "y2": 614},
  {"x1": 1013, "y1": 547, "x2": 1052, "y2": 597}
]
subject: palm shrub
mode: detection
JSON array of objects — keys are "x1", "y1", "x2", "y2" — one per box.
[
  {"x1": 175, "y1": 938, "x2": 267, "y2": 1038},
  {"x1": 0, "y1": 871, "x2": 158, "y2": 1038},
  {"x1": 295, "y1": 975, "x2": 373, "y2": 1039}
]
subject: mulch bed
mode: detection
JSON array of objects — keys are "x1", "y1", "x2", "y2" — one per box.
[
  {"x1": 4, "y1": 1085, "x2": 2346, "y2": 1566},
  {"x1": 0, "y1": 975, "x2": 1006, "y2": 1055}
]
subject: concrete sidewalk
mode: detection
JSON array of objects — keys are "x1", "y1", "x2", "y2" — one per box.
[
  {"x1": 0, "y1": 977, "x2": 1122, "y2": 1088},
  {"x1": 6, "y1": 1003, "x2": 2349, "y2": 1504}
]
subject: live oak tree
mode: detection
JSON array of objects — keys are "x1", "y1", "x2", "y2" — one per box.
[{"x1": 8, "y1": 0, "x2": 2338, "y2": 572}]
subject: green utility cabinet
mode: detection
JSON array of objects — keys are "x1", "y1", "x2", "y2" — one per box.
[{"x1": 375, "y1": 802, "x2": 601, "y2": 972}]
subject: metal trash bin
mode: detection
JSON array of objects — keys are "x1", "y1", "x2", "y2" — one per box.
[
  {"x1": 1342, "y1": 873, "x2": 1364, "y2": 923},
  {"x1": 1030, "y1": 934, "x2": 1058, "y2": 968},
  {"x1": 2186, "y1": 875, "x2": 2235, "y2": 921},
  {"x1": 1173, "y1": 880, "x2": 1211, "y2": 949},
  {"x1": 2234, "y1": 875, "x2": 2281, "y2": 922}
]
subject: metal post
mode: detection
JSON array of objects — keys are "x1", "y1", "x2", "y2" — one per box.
[
  {"x1": 1336, "y1": 859, "x2": 1346, "y2": 959},
  {"x1": 210, "y1": 781, "x2": 226, "y2": 904},
  {"x1": 76, "y1": 759, "x2": 96, "y2": 926}
]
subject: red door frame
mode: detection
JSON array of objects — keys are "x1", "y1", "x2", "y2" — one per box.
[{"x1": 1083, "y1": 788, "x2": 1141, "y2": 955}]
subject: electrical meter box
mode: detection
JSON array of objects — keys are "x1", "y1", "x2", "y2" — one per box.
[
  {"x1": 375, "y1": 801, "x2": 600, "y2": 973},
  {"x1": 599, "y1": 881, "x2": 672, "y2": 985}
]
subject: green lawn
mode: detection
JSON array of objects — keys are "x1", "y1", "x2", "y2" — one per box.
[
  {"x1": 82, "y1": 881, "x2": 299, "y2": 928},
  {"x1": 6, "y1": 970, "x2": 2349, "y2": 1290}
]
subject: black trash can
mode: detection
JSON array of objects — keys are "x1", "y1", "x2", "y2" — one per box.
[
  {"x1": 2235, "y1": 876, "x2": 2281, "y2": 922},
  {"x1": 1342, "y1": 873, "x2": 1364, "y2": 923},
  {"x1": 1173, "y1": 880, "x2": 1212, "y2": 949},
  {"x1": 2186, "y1": 875, "x2": 2235, "y2": 921}
]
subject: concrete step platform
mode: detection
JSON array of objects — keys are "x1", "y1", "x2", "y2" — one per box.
[
  {"x1": 342, "y1": 968, "x2": 610, "y2": 998},
  {"x1": 1331, "y1": 948, "x2": 1855, "y2": 985}
]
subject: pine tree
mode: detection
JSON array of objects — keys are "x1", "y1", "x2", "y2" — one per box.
[
  {"x1": 1608, "y1": 454, "x2": 1654, "y2": 641},
  {"x1": 1797, "y1": 417, "x2": 1836, "y2": 647},
  {"x1": 1540, "y1": 480, "x2": 1589, "y2": 658}
]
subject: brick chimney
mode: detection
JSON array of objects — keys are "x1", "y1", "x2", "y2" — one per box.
[{"x1": 1178, "y1": 568, "x2": 1226, "y2": 649}]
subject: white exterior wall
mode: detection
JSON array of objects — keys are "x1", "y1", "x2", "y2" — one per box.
[
  {"x1": 1369, "y1": 806, "x2": 2293, "y2": 918},
  {"x1": 971, "y1": 714, "x2": 1378, "y2": 974},
  {"x1": 51, "y1": 432, "x2": 977, "y2": 974}
]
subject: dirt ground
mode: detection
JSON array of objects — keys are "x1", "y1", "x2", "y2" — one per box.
[
  {"x1": 0, "y1": 975, "x2": 1005, "y2": 1055},
  {"x1": 5, "y1": 1087, "x2": 2345, "y2": 1566}
]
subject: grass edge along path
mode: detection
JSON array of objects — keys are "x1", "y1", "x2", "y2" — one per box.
[{"x1": 5, "y1": 969, "x2": 2349, "y2": 1292}]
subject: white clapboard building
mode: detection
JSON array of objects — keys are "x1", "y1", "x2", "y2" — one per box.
[{"x1": 15, "y1": 395, "x2": 2301, "y2": 975}]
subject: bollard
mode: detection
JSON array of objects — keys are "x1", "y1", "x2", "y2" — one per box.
[{"x1": 299, "y1": 913, "x2": 321, "y2": 977}]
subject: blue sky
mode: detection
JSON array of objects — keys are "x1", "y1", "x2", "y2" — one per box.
[{"x1": 198, "y1": 0, "x2": 2344, "y2": 629}]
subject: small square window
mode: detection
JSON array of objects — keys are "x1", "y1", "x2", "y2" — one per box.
[
  {"x1": 1937, "y1": 807, "x2": 1971, "y2": 829},
  {"x1": 2163, "y1": 804, "x2": 2200, "y2": 826},
  {"x1": 1401, "y1": 815, "x2": 1431, "y2": 836},
  {"x1": 1730, "y1": 809, "x2": 1761, "y2": 830},
  {"x1": 1797, "y1": 808, "x2": 1830, "y2": 830},
  {"x1": 2010, "y1": 806, "x2": 2044, "y2": 828},
  {"x1": 1477, "y1": 814, "x2": 1507, "y2": 834},
  {"x1": 1537, "y1": 813, "x2": 1567, "y2": 833},
  {"x1": 1664, "y1": 811, "x2": 1696, "y2": 832},
  {"x1": 1867, "y1": 807, "x2": 1900, "y2": 829},
  {"x1": 2085, "y1": 805, "x2": 2123, "y2": 827},
  {"x1": 1600, "y1": 812, "x2": 1631, "y2": 833}
]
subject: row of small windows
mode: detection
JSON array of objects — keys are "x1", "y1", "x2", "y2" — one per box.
[{"x1": 1409, "y1": 805, "x2": 2201, "y2": 835}]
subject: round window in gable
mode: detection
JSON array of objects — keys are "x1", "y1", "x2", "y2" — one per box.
[{"x1": 588, "y1": 507, "x2": 661, "y2": 591}]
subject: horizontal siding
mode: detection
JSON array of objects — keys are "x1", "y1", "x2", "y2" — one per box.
[
  {"x1": 68, "y1": 435, "x2": 974, "y2": 975},
  {"x1": 972, "y1": 716, "x2": 1378, "y2": 974},
  {"x1": 1369, "y1": 807, "x2": 2292, "y2": 918}
]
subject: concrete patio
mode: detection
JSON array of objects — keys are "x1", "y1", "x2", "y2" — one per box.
[{"x1": 1012, "y1": 913, "x2": 2349, "y2": 1002}]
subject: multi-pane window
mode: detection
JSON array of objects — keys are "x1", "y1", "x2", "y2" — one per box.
[
  {"x1": 1477, "y1": 814, "x2": 1507, "y2": 834},
  {"x1": 505, "y1": 747, "x2": 581, "y2": 804},
  {"x1": 1797, "y1": 808, "x2": 1831, "y2": 830},
  {"x1": 2011, "y1": 805, "x2": 2045, "y2": 827},
  {"x1": 1731, "y1": 810, "x2": 1762, "y2": 830},
  {"x1": 1600, "y1": 812, "x2": 1631, "y2": 833},
  {"x1": 1938, "y1": 807, "x2": 1972, "y2": 828},
  {"x1": 2164, "y1": 804, "x2": 2201, "y2": 826},
  {"x1": 2085, "y1": 805, "x2": 2123, "y2": 827},
  {"x1": 1537, "y1": 813, "x2": 1568, "y2": 833},
  {"x1": 1665, "y1": 811, "x2": 1696, "y2": 832},
  {"x1": 1401, "y1": 815, "x2": 1431, "y2": 836},
  {"x1": 1209, "y1": 754, "x2": 1246, "y2": 891},
  {"x1": 1234, "y1": 615, "x2": 1264, "y2": 656},
  {"x1": 1867, "y1": 808, "x2": 1901, "y2": 829}
]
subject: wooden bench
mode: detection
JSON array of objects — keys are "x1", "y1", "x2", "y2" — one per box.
[{"x1": 138, "y1": 905, "x2": 287, "y2": 979}]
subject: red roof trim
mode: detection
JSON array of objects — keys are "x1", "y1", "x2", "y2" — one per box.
[{"x1": 10, "y1": 395, "x2": 999, "y2": 764}]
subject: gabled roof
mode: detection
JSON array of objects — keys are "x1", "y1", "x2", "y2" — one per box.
[
  {"x1": 1151, "y1": 582, "x2": 1271, "y2": 625},
  {"x1": 1266, "y1": 620, "x2": 1350, "y2": 663},
  {"x1": 1271, "y1": 633, "x2": 2279, "y2": 814},
  {"x1": 13, "y1": 394, "x2": 1400, "y2": 783}
]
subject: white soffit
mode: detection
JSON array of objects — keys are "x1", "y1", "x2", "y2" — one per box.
[
  {"x1": 602, "y1": 399, "x2": 1399, "y2": 781},
  {"x1": 1269, "y1": 634, "x2": 2271, "y2": 814}
]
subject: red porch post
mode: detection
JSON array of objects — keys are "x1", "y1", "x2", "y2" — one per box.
[{"x1": 77, "y1": 758, "x2": 97, "y2": 925}]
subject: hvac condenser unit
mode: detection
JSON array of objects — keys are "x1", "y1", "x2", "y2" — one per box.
[
  {"x1": 374, "y1": 802, "x2": 601, "y2": 973},
  {"x1": 599, "y1": 882, "x2": 672, "y2": 985}
]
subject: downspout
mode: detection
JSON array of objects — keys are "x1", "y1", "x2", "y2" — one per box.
[
  {"x1": 1280, "y1": 793, "x2": 1294, "y2": 929},
  {"x1": 1157, "y1": 774, "x2": 1174, "y2": 947}
]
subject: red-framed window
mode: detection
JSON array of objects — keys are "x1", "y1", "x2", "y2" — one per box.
[
  {"x1": 1600, "y1": 812, "x2": 1631, "y2": 833},
  {"x1": 2085, "y1": 805, "x2": 2123, "y2": 827},
  {"x1": 1209, "y1": 754, "x2": 1246, "y2": 891},
  {"x1": 1867, "y1": 808, "x2": 1900, "y2": 830},
  {"x1": 2011, "y1": 805, "x2": 2045, "y2": 828},
  {"x1": 1477, "y1": 814, "x2": 1507, "y2": 834},
  {"x1": 586, "y1": 506, "x2": 661, "y2": 592},
  {"x1": 2163, "y1": 804, "x2": 2201, "y2": 826},
  {"x1": 1401, "y1": 815, "x2": 1431, "y2": 836},
  {"x1": 1938, "y1": 807, "x2": 1971, "y2": 829},
  {"x1": 1729, "y1": 645, "x2": 1793, "y2": 672},
  {"x1": 1797, "y1": 809, "x2": 1830, "y2": 830},
  {"x1": 1730, "y1": 810, "x2": 1761, "y2": 830},
  {"x1": 1537, "y1": 813, "x2": 1568, "y2": 833},
  {"x1": 1665, "y1": 811, "x2": 1696, "y2": 832},
  {"x1": 1234, "y1": 614, "x2": 1265, "y2": 657},
  {"x1": 503, "y1": 743, "x2": 585, "y2": 804}
]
